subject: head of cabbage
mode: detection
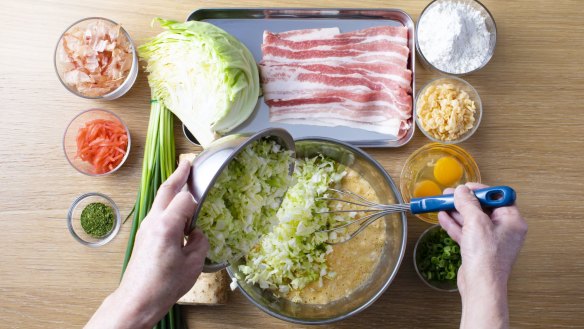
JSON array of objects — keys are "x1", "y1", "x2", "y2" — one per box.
[{"x1": 139, "y1": 18, "x2": 260, "y2": 146}]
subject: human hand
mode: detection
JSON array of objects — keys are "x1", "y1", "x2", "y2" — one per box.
[
  {"x1": 438, "y1": 183, "x2": 527, "y2": 293},
  {"x1": 86, "y1": 160, "x2": 209, "y2": 329},
  {"x1": 438, "y1": 183, "x2": 527, "y2": 329}
]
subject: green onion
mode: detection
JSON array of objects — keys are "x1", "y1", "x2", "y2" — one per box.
[
  {"x1": 121, "y1": 100, "x2": 183, "y2": 329},
  {"x1": 123, "y1": 16, "x2": 260, "y2": 328},
  {"x1": 417, "y1": 228, "x2": 462, "y2": 282}
]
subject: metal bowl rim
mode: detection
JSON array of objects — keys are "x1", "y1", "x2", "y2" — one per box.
[
  {"x1": 227, "y1": 136, "x2": 408, "y2": 324},
  {"x1": 194, "y1": 128, "x2": 295, "y2": 271}
]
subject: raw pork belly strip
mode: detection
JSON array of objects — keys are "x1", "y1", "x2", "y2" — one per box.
[
  {"x1": 265, "y1": 90, "x2": 412, "y2": 121},
  {"x1": 264, "y1": 26, "x2": 408, "y2": 48},
  {"x1": 260, "y1": 26, "x2": 412, "y2": 138},
  {"x1": 263, "y1": 28, "x2": 340, "y2": 42},
  {"x1": 261, "y1": 62, "x2": 412, "y2": 93}
]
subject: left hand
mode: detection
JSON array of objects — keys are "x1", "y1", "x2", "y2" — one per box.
[{"x1": 85, "y1": 160, "x2": 209, "y2": 329}]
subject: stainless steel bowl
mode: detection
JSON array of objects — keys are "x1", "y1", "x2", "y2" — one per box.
[
  {"x1": 227, "y1": 137, "x2": 407, "y2": 324},
  {"x1": 187, "y1": 128, "x2": 295, "y2": 272}
]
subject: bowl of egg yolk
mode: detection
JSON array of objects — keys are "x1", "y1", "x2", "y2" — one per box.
[{"x1": 400, "y1": 143, "x2": 481, "y2": 224}]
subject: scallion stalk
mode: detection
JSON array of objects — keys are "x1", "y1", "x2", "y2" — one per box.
[{"x1": 121, "y1": 100, "x2": 185, "y2": 329}]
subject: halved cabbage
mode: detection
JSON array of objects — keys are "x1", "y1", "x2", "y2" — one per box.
[{"x1": 138, "y1": 18, "x2": 260, "y2": 146}]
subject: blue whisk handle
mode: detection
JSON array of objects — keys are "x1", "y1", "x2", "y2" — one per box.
[{"x1": 410, "y1": 186, "x2": 516, "y2": 214}]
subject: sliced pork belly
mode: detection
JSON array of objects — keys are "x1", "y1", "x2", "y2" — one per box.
[
  {"x1": 265, "y1": 89, "x2": 411, "y2": 137},
  {"x1": 265, "y1": 26, "x2": 408, "y2": 47},
  {"x1": 260, "y1": 26, "x2": 412, "y2": 138},
  {"x1": 333, "y1": 26, "x2": 408, "y2": 46},
  {"x1": 268, "y1": 27, "x2": 341, "y2": 42},
  {"x1": 260, "y1": 62, "x2": 412, "y2": 93},
  {"x1": 265, "y1": 89, "x2": 412, "y2": 121}
]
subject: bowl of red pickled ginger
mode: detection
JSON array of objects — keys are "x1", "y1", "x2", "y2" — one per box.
[
  {"x1": 63, "y1": 108, "x2": 131, "y2": 176},
  {"x1": 54, "y1": 17, "x2": 138, "y2": 100}
]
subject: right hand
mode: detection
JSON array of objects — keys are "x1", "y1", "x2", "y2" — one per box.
[{"x1": 438, "y1": 183, "x2": 527, "y2": 296}]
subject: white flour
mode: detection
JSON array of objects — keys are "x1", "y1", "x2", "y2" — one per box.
[{"x1": 418, "y1": 1, "x2": 491, "y2": 74}]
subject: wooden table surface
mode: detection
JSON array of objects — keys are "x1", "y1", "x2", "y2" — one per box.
[{"x1": 1, "y1": 0, "x2": 583, "y2": 328}]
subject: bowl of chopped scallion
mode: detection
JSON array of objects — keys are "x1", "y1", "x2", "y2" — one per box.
[
  {"x1": 67, "y1": 192, "x2": 121, "y2": 247},
  {"x1": 413, "y1": 225, "x2": 461, "y2": 292}
]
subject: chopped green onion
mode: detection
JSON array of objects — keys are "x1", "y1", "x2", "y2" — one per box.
[{"x1": 417, "y1": 228, "x2": 462, "y2": 282}]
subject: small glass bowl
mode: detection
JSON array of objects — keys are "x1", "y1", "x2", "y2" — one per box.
[
  {"x1": 63, "y1": 108, "x2": 131, "y2": 176},
  {"x1": 400, "y1": 143, "x2": 481, "y2": 224},
  {"x1": 416, "y1": 0, "x2": 497, "y2": 76},
  {"x1": 54, "y1": 17, "x2": 138, "y2": 100},
  {"x1": 415, "y1": 76, "x2": 482, "y2": 144},
  {"x1": 67, "y1": 192, "x2": 121, "y2": 247},
  {"x1": 414, "y1": 224, "x2": 459, "y2": 292}
]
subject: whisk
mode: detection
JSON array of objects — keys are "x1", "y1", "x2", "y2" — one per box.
[{"x1": 318, "y1": 186, "x2": 516, "y2": 244}]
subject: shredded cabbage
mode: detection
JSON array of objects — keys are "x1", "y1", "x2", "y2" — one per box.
[
  {"x1": 239, "y1": 156, "x2": 349, "y2": 293},
  {"x1": 197, "y1": 139, "x2": 292, "y2": 263}
]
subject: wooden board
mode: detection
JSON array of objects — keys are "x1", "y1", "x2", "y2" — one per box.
[{"x1": 0, "y1": 0, "x2": 583, "y2": 328}]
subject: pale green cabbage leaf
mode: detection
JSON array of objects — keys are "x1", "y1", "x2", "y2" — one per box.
[
  {"x1": 239, "y1": 156, "x2": 350, "y2": 294},
  {"x1": 196, "y1": 139, "x2": 293, "y2": 263},
  {"x1": 138, "y1": 18, "x2": 260, "y2": 146}
]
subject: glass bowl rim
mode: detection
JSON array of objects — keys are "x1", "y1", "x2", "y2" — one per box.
[
  {"x1": 413, "y1": 224, "x2": 459, "y2": 292},
  {"x1": 62, "y1": 108, "x2": 132, "y2": 177},
  {"x1": 53, "y1": 16, "x2": 137, "y2": 99},
  {"x1": 415, "y1": 0, "x2": 498, "y2": 76},
  {"x1": 414, "y1": 76, "x2": 483, "y2": 144},
  {"x1": 399, "y1": 142, "x2": 482, "y2": 207},
  {"x1": 67, "y1": 192, "x2": 122, "y2": 247}
]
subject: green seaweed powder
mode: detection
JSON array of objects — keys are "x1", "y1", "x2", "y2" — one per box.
[{"x1": 80, "y1": 202, "x2": 115, "y2": 238}]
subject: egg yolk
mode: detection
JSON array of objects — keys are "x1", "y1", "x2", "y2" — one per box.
[
  {"x1": 434, "y1": 157, "x2": 463, "y2": 186},
  {"x1": 413, "y1": 180, "x2": 442, "y2": 198}
]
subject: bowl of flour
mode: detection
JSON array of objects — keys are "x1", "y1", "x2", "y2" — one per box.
[{"x1": 416, "y1": 0, "x2": 497, "y2": 75}]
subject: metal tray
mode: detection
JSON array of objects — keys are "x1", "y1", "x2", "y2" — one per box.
[{"x1": 186, "y1": 8, "x2": 416, "y2": 148}]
